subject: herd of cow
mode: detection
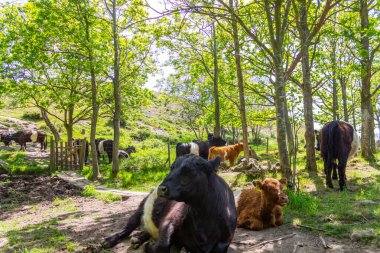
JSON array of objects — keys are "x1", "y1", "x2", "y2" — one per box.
[
  {"x1": 0, "y1": 130, "x2": 137, "y2": 164},
  {"x1": 0, "y1": 120, "x2": 361, "y2": 252},
  {"x1": 101, "y1": 120, "x2": 360, "y2": 252}
]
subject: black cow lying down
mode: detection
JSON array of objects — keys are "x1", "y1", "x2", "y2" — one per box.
[{"x1": 102, "y1": 155, "x2": 237, "y2": 253}]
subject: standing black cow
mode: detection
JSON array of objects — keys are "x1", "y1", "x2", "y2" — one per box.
[
  {"x1": 176, "y1": 133, "x2": 227, "y2": 160},
  {"x1": 96, "y1": 139, "x2": 136, "y2": 163},
  {"x1": 102, "y1": 155, "x2": 237, "y2": 252},
  {"x1": 72, "y1": 139, "x2": 89, "y2": 165},
  {"x1": 315, "y1": 121, "x2": 359, "y2": 190}
]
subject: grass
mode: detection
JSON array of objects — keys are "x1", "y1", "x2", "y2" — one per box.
[
  {"x1": 0, "y1": 150, "x2": 49, "y2": 175},
  {"x1": 82, "y1": 184, "x2": 122, "y2": 203},
  {"x1": 5, "y1": 220, "x2": 79, "y2": 252}
]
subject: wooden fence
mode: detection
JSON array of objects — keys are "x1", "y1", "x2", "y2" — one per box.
[{"x1": 49, "y1": 137, "x2": 87, "y2": 171}]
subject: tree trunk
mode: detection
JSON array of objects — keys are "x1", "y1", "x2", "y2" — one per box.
[
  {"x1": 230, "y1": 0, "x2": 249, "y2": 160},
  {"x1": 339, "y1": 76, "x2": 349, "y2": 122},
  {"x1": 360, "y1": 0, "x2": 375, "y2": 158},
  {"x1": 64, "y1": 106, "x2": 74, "y2": 144},
  {"x1": 274, "y1": 65, "x2": 292, "y2": 183},
  {"x1": 331, "y1": 39, "x2": 339, "y2": 121},
  {"x1": 298, "y1": 0, "x2": 317, "y2": 171},
  {"x1": 212, "y1": 23, "x2": 221, "y2": 137},
  {"x1": 376, "y1": 111, "x2": 380, "y2": 141},
  {"x1": 111, "y1": 0, "x2": 121, "y2": 175},
  {"x1": 40, "y1": 109, "x2": 61, "y2": 141},
  {"x1": 83, "y1": 6, "x2": 100, "y2": 180}
]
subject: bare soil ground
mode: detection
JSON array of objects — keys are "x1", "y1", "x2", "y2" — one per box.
[{"x1": 0, "y1": 175, "x2": 379, "y2": 253}]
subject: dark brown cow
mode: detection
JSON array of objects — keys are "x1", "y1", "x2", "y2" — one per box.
[
  {"x1": 315, "y1": 121, "x2": 359, "y2": 190},
  {"x1": 102, "y1": 155, "x2": 237, "y2": 253},
  {"x1": 1, "y1": 130, "x2": 47, "y2": 151}
]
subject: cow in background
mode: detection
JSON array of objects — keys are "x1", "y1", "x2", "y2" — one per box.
[
  {"x1": 176, "y1": 133, "x2": 227, "y2": 160},
  {"x1": 208, "y1": 143, "x2": 244, "y2": 167},
  {"x1": 72, "y1": 139, "x2": 89, "y2": 165},
  {"x1": 315, "y1": 121, "x2": 359, "y2": 190},
  {"x1": 102, "y1": 155, "x2": 237, "y2": 252},
  {"x1": 1, "y1": 130, "x2": 47, "y2": 151},
  {"x1": 96, "y1": 139, "x2": 136, "y2": 163}
]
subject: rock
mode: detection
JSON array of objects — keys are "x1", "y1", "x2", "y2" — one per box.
[
  {"x1": 350, "y1": 229, "x2": 375, "y2": 242},
  {"x1": 0, "y1": 238, "x2": 8, "y2": 248}
]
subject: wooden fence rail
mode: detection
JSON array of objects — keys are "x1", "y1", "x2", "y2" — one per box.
[{"x1": 50, "y1": 136, "x2": 87, "y2": 171}]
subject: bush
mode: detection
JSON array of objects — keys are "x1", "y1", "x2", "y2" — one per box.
[
  {"x1": 21, "y1": 111, "x2": 42, "y2": 121},
  {"x1": 131, "y1": 129, "x2": 152, "y2": 141}
]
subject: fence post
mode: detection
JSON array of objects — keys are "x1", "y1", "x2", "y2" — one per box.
[
  {"x1": 69, "y1": 143, "x2": 72, "y2": 171},
  {"x1": 266, "y1": 137, "x2": 269, "y2": 153},
  {"x1": 50, "y1": 136, "x2": 56, "y2": 172},
  {"x1": 64, "y1": 142, "x2": 68, "y2": 170},
  {"x1": 79, "y1": 138, "x2": 86, "y2": 171},
  {"x1": 60, "y1": 141, "x2": 63, "y2": 170},
  {"x1": 168, "y1": 137, "x2": 171, "y2": 168}
]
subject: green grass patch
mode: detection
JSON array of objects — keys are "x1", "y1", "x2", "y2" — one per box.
[
  {"x1": 82, "y1": 184, "x2": 122, "y2": 203},
  {"x1": 0, "y1": 150, "x2": 49, "y2": 175},
  {"x1": 4, "y1": 220, "x2": 79, "y2": 252}
]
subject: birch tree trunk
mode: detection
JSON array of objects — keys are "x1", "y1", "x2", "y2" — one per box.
[
  {"x1": 111, "y1": 0, "x2": 121, "y2": 175},
  {"x1": 211, "y1": 23, "x2": 221, "y2": 137},
  {"x1": 360, "y1": 0, "x2": 375, "y2": 158},
  {"x1": 230, "y1": 0, "x2": 249, "y2": 160}
]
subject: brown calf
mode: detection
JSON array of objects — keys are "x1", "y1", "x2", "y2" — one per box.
[
  {"x1": 237, "y1": 178, "x2": 288, "y2": 230},
  {"x1": 208, "y1": 143, "x2": 244, "y2": 167}
]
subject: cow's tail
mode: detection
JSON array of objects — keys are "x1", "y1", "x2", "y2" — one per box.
[
  {"x1": 326, "y1": 121, "x2": 339, "y2": 170},
  {"x1": 102, "y1": 196, "x2": 147, "y2": 249}
]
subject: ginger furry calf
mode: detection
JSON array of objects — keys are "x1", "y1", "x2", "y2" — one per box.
[
  {"x1": 237, "y1": 178, "x2": 288, "y2": 230},
  {"x1": 208, "y1": 143, "x2": 244, "y2": 167}
]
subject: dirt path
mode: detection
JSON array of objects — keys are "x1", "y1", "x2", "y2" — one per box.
[{"x1": 0, "y1": 174, "x2": 378, "y2": 253}]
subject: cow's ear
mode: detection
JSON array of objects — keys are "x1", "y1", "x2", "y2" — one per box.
[
  {"x1": 207, "y1": 156, "x2": 221, "y2": 173},
  {"x1": 252, "y1": 180, "x2": 263, "y2": 189},
  {"x1": 279, "y1": 178, "x2": 287, "y2": 186}
]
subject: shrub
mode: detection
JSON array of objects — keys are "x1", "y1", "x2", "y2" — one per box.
[{"x1": 21, "y1": 111, "x2": 42, "y2": 121}]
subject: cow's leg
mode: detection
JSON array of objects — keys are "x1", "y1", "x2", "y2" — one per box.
[
  {"x1": 130, "y1": 231, "x2": 151, "y2": 249},
  {"x1": 325, "y1": 159, "x2": 333, "y2": 189},
  {"x1": 332, "y1": 161, "x2": 338, "y2": 180},
  {"x1": 338, "y1": 158, "x2": 348, "y2": 191},
  {"x1": 229, "y1": 157, "x2": 235, "y2": 167},
  {"x1": 102, "y1": 197, "x2": 147, "y2": 249},
  {"x1": 211, "y1": 241, "x2": 230, "y2": 253},
  {"x1": 144, "y1": 222, "x2": 175, "y2": 253},
  {"x1": 107, "y1": 151, "x2": 112, "y2": 164},
  {"x1": 274, "y1": 206, "x2": 284, "y2": 226}
]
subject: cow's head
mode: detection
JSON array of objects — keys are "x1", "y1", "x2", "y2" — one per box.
[
  {"x1": 125, "y1": 146, "x2": 136, "y2": 154},
  {"x1": 253, "y1": 178, "x2": 288, "y2": 206},
  {"x1": 209, "y1": 136, "x2": 227, "y2": 147},
  {"x1": 314, "y1": 129, "x2": 321, "y2": 151},
  {"x1": 0, "y1": 133, "x2": 12, "y2": 146},
  {"x1": 158, "y1": 154, "x2": 221, "y2": 204}
]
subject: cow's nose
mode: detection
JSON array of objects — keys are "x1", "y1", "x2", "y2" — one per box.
[{"x1": 158, "y1": 185, "x2": 168, "y2": 197}]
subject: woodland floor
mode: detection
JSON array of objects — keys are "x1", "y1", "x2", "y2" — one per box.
[{"x1": 0, "y1": 174, "x2": 379, "y2": 253}]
